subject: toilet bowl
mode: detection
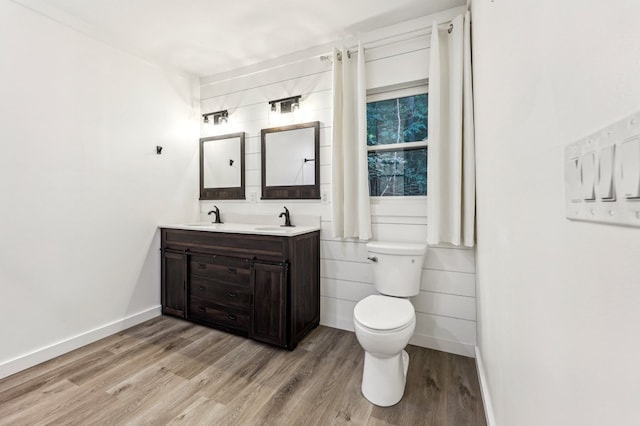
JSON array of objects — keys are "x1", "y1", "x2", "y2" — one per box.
[
  {"x1": 354, "y1": 295, "x2": 416, "y2": 406},
  {"x1": 353, "y1": 241, "x2": 426, "y2": 407}
]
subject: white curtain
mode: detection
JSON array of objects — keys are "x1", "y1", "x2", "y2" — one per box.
[
  {"x1": 331, "y1": 43, "x2": 372, "y2": 240},
  {"x1": 427, "y1": 12, "x2": 476, "y2": 247}
]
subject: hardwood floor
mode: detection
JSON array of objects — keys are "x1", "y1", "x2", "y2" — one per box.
[{"x1": 0, "y1": 317, "x2": 486, "y2": 425}]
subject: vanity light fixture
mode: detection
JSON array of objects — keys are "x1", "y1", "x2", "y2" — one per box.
[
  {"x1": 269, "y1": 95, "x2": 301, "y2": 114},
  {"x1": 202, "y1": 110, "x2": 229, "y2": 125}
]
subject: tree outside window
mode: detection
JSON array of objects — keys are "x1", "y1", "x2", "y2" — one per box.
[{"x1": 366, "y1": 92, "x2": 428, "y2": 196}]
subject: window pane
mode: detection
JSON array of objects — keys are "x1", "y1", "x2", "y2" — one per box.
[
  {"x1": 367, "y1": 93, "x2": 428, "y2": 146},
  {"x1": 368, "y1": 148, "x2": 427, "y2": 196}
]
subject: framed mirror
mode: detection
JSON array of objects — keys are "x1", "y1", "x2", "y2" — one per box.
[
  {"x1": 261, "y1": 121, "x2": 320, "y2": 199},
  {"x1": 200, "y1": 132, "x2": 245, "y2": 200}
]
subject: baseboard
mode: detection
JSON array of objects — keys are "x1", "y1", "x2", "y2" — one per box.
[
  {"x1": 475, "y1": 346, "x2": 497, "y2": 426},
  {"x1": 409, "y1": 333, "x2": 476, "y2": 357},
  {"x1": 0, "y1": 306, "x2": 161, "y2": 380},
  {"x1": 319, "y1": 314, "x2": 355, "y2": 333},
  {"x1": 320, "y1": 316, "x2": 475, "y2": 358}
]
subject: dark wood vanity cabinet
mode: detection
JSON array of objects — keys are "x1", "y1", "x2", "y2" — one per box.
[{"x1": 160, "y1": 228, "x2": 320, "y2": 350}]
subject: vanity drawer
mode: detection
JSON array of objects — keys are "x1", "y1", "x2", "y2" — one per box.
[
  {"x1": 189, "y1": 296, "x2": 249, "y2": 331},
  {"x1": 162, "y1": 229, "x2": 286, "y2": 259},
  {"x1": 190, "y1": 255, "x2": 250, "y2": 285},
  {"x1": 190, "y1": 275, "x2": 251, "y2": 310}
]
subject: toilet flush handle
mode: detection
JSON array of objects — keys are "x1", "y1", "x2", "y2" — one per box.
[{"x1": 367, "y1": 256, "x2": 378, "y2": 262}]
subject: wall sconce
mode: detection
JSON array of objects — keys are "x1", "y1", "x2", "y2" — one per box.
[
  {"x1": 202, "y1": 110, "x2": 229, "y2": 125},
  {"x1": 269, "y1": 96, "x2": 301, "y2": 114}
]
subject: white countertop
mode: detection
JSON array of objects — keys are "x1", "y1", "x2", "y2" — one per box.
[{"x1": 160, "y1": 222, "x2": 320, "y2": 237}]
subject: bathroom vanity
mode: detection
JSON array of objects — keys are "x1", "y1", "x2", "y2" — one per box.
[{"x1": 160, "y1": 223, "x2": 320, "y2": 350}]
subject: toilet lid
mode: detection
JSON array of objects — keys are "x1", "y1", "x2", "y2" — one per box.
[{"x1": 354, "y1": 295, "x2": 415, "y2": 331}]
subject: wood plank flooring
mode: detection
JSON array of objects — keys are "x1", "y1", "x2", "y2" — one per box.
[{"x1": 0, "y1": 317, "x2": 486, "y2": 425}]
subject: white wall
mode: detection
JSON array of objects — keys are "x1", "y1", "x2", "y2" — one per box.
[
  {"x1": 0, "y1": 1, "x2": 199, "y2": 378},
  {"x1": 199, "y1": 7, "x2": 477, "y2": 356},
  {"x1": 472, "y1": 0, "x2": 640, "y2": 424}
]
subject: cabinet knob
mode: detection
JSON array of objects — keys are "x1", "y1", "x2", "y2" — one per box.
[
  {"x1": 227, "y1": 314, "x2": 237, "y2": 321},
  {"x1": 198, "y1": 307, "x2": 206, "y2": 313},
  {"x1": 227, "y1": 267, "x2": 237, "y2": 274},
  {"x1": 227, "y1": 292, "x2": 237, "y2": 298},
  {"x1": 199, "y1": 285, "x2": 206, "y2": 291},
  {"x1": 198, "y1": 263, "x2": 206, "y2": 269}
]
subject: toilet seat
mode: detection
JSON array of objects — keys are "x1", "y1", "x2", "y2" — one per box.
[{"x1": 354, "y1": 295, "x2": 415, "y2": 332}]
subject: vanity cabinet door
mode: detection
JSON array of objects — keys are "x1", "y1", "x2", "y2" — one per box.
[
  {"x1": 250, "y1": 261, "x2": 289, "y2": 347},
  {"x1": 162, "y1": 249, "x2": 186, "y2": 318}
]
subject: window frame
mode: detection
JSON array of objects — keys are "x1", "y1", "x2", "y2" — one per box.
[{"x1": 366, "y1": 84, "x2": 429, "y2": 200}]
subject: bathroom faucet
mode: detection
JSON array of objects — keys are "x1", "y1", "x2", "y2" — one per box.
[
  {"x1": 207, "y1": 205, "x2": 223, "y2": 224},
  {"x1": 279, "y1": 206, "x2": 293, "y2": 227}
]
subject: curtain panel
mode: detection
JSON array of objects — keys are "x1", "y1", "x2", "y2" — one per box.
[
  {"x1": 427, "y1": 12, "x2": 476, "y2": 247},
  {"x1": 331, "y1": 43, "x2": 372, "y2": 240}
]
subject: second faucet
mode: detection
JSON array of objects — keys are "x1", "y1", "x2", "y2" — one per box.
[
  {"x1": 208, "y1": 205, "x2": 223, "y2": 224},
  {"x1": 279, "y1": 206, "x2": 293, "y2": 227}
]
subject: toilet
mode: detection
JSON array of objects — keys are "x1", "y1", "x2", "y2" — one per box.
[{"x1": 353, "y1": 241, "x2": 427, "y2": 407}]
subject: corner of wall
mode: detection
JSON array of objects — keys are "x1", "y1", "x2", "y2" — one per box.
[{"x1": 475, "y1": 346, "x2": 497, "y2": 426}]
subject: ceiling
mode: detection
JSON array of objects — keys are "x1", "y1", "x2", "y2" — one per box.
[{"x1": 14, "y1": 0, "x2": 465, "y2": 78}]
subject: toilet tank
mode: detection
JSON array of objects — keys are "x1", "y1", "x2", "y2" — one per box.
[{"x1": 366, "y1": 241, "x2": 427, "y2": 297}]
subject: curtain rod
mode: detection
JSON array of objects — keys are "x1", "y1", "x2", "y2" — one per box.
[
  {"x1": 320, "y1": 22, "x2": 454, "y2": 62},
  {"x1": 202, "y1": 20, "x2": 454, "y2": 86}
]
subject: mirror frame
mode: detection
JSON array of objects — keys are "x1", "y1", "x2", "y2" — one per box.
[
  {"x1": 261, "y1": 121, "x2": 320, "y2": 200},
  {"x1": 199, "y1": 132, "x2": 246, "y2": 200}
]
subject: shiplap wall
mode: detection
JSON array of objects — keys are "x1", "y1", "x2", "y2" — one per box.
[{"x1": 198, "y1": 8, "x2": 476, "y2": 357}]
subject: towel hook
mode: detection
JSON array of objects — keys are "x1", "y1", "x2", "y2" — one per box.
[{"x1": 448, "y1": 23, "x2": 453, "y2": 34}]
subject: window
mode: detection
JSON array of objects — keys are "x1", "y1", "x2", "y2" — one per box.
[{"x1": 366, "y1": 86, "x2": 428, "y2": 197}]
